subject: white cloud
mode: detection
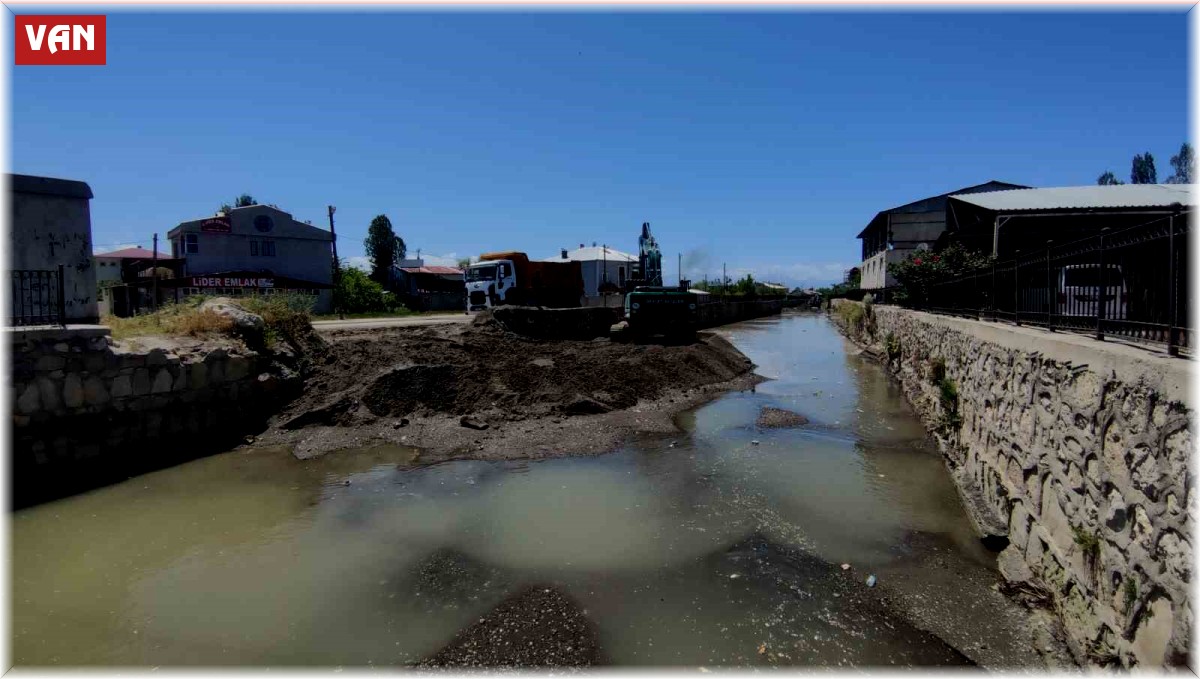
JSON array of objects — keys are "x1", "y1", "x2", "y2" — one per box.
[
  {"x1": 688, "y1": 261, "x2": 854, "y2": 289},
  {"x1": 421, "y1": 252, "x2": 470, "y2": 268},
  {"x1": 345, "y1": 256, "x2": 372, "y2": 272},
  {"x1": 345, "y1": 253, "x2": 470, "y2": 272}
]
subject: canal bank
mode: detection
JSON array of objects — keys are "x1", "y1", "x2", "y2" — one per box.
[
  {"x1": 828, "y1": 299, "x2": 1193, "y2": 669},
  {"x1": 12, "y1": 313, "x2": 1055, "y2": 668}
]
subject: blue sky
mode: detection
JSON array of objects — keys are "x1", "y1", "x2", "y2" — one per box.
[{"x1": 10, "y1": 10, "x2": 1189, "y2": 287}]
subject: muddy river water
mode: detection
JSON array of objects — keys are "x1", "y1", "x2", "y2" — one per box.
[{"x1": 12, "y1": 313, "x2": 1039, "y2": 668}]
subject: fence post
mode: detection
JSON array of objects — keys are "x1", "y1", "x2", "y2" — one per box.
[
  {"x1": 990, "y1": 262, "x2": 996, "y2": 322},
  {"x1": 1095, "y1": 228, "x2": 1108, "y2": 341},
  {"x1": 1013, "y1": 250, "x2": 1020, "y2": 327},
  {"x1": 1168, "y1": 214, "x2": 1179, "y2": 356},
  {"x1": 56, "y1": 264, "x2": 66, "y2": 327},
  {"x1": 1046, "y1": 240, "x2": 1054, "y2": 332}
]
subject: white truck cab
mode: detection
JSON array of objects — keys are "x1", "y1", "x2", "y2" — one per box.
[{"x1": 464, "y1": 260, "x2": 516, "y2": 312}]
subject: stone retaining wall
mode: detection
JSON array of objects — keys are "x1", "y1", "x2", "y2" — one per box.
[
  {"x1": 830, "y1": 299, "x2": 1193, "y2": 669},
  {"x1": 8, "y1": 327, "x2": 285, "y2": 506}
]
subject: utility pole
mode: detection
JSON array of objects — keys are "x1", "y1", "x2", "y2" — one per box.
[
  {"x1": 678, "y1": 253, "x2": 682, "y2": 288},
  {"x1": 723, "y1": 262, "x2": 727, "y2": 299},
  {"x1": 329, "y1": 205, "x2": 343, "y2": 320},
  {"x1": 152, "y1": 233, "x2": 159, "y2": 312}
]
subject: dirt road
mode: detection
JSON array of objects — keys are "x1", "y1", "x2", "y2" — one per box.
[{"x1": 311, "y1": 314, "x2": 470, "y2": 332}]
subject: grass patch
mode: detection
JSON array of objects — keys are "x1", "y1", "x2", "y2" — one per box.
[
  {"x1": 104, "y1": 296, "x2": 232, "y2": 340},
  {"x1": 1123, "y1": 577, "x2": 1138, "y2": 611},
  {"x1": 103, "y1": 293, "x2": 316, "y2": 343},
  {"x1": 237, "y1": 294, "x2": 316, "y2": 348},
  {"x1": 885, "y1": 332, "x2": 901, "y2": 361},
  {"x1": 836, "y1": 303, "x2": 865, "y2": 335},
  {"x1": 1073, "y1": 526, "x2": 1102, "y2": 561}
]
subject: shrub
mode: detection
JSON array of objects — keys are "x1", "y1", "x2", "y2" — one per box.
[
  {"x1": 885, "y1": 332, "x2": 901, "y2": 361},
  {"x1": 336, "y1": 265, "x2": 409, "y2": 314},
  {"x1": 1073, "y1": 526, "x2": 1101, "y2": 561},
  {"x1": 888, "y1": 243, "x2": 994, "y2": 308},
  {"x1": 937, "y1": 375, "x2": 962, "y2": 430}
]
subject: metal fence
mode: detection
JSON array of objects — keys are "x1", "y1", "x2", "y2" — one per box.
[
  {"x1": 10, "y1": 266, "x2": 66, "y2": 327},
  {"x1": 925, "y1": 213, "x2": 1190, "y2": 356}
]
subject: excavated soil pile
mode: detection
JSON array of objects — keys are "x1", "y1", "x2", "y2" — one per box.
[{"x1": 277, "y1": 316, "x2": 752, "y2": 429}]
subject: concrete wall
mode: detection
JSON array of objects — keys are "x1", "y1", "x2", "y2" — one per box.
[
  {"x1": 829, "y1": 300, "x2": 1193, "y2": 669},
  {"x1": 695, "y1": 299, "x2": 784, "y2": 328},
  {"x1": 9, "y1": 327, "x2": 295, "y2": 506},
  {"x1": 9, "y1": 175, "x2": 99, "y2": 323}
]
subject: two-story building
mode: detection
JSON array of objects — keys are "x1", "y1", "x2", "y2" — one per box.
[
  {"x1": 166, "y1": 204, "x2": 335, "y2": 312},
  {"x1": 856, "y1": 180, "x2": 1028, "y2": 290}
]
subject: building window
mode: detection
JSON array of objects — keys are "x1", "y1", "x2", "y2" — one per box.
[
  {"x1": 618, "y1": 266, "x2": 626, "y2": 287},
  {"x1": 263, "y1": 240, "x2": 276, "y2": 257},
  {"x1": 172, "y1": 241, "x2": 179, "y2": 258},
  {"x1": 254, "y1": 215, "x2": 274, "y2": 233},
  {"x1": 250, "y1": 241, "x2": 259, "y2": 256},
  {"x1": 185, "y1": 233, "x2": 199, "y2": 254}
]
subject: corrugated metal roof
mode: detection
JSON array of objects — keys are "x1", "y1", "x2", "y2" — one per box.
[
  {"x1": 544, "y1": 246, "x2": 637, "y2": 263},
  {"x1": 95, "y1": 247, "x2": 174, "y2": 260},
  {"x1": 949, "y1": 184, "x2": 1196, "y2": 212}
]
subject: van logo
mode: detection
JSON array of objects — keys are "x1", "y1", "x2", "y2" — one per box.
[{"x1": 15, "y1": 16, "x2": 106, "y2": 65}]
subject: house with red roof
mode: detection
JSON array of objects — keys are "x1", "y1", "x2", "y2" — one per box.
[{"x1": 391, "y1": 258, "x2": 464, "y2": 311}]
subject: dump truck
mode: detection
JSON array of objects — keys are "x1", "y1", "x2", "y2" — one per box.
[{"x1": 464, "y1": 251, "x2": 584, "y2": 312}]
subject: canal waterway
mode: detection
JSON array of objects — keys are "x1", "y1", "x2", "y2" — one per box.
[{"x1": 12, "y1": 312, "x2": 1039, "y2": 668}]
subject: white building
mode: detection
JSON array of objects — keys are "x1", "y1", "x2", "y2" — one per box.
[{"x1": 545, "y1": 245, "x2": 638, "y2": 302}]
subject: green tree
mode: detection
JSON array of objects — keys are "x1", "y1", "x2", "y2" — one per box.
[
  {"x1": 456, "y1": 257, "x2": 472, "y2": 269},
  {"x1": 1097, "y1": 171, "x2": 1124, "y2": 186},
  {"x1": 845, "y1": 267, "x2": 862, "y2": 287},
  {"x1": 217, "y1": 193, "x2": 258, "y2": 214},
  {"x1": 888, "y1": 243, "x2": 994, "y2": 307},
  {"x1": 1167, "y1": 142, "x2": 1194, "y2": 184},
  {"x1": 732, "y1": 273, "x2": 757, "y2": 296},
  {"x1": 1131, "y1": 153, "x2": 1157, "y2": 184},
  {"x1": 363, "y1": 214, "x2": 407, "y2": 285}
]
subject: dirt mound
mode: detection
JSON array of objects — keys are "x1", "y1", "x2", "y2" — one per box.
[
  {"x1": 420, "y1": 586, "x2": 602, "y2": 667},
  {"x1": 274, "y1": 322, "x2": 753, "y2": 431},
  {"x1": 756, "y1": 406, "x2": 810, "y2": 428}
]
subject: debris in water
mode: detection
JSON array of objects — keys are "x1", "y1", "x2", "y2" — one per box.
[
  {"x1": 866, "y1": 575, "x2": 877, "y2": 587},
  {"x1": 840, "y1": 563, "x2": 851, "y2": 571},
  {"x1": 729, "y1": 574, "x2": 741, "y2": 579},
  {"x1": 757, "y1": 642, "x2": 767, "y2": 655},
  {"x1": 750, "y1": 440, "x2": 760, "y2": 446}
]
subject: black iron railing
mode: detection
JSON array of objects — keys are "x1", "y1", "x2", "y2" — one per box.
[
  {"x1": 924, "y1": 213, "x2": 1191, "y2": 356},
  {"x1": 10, "y1": 266, "x2": 65, "y2": 327}
]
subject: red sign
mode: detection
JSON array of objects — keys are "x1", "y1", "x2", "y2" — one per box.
[
  {"x1": 200, "y1": 216, "x2": 231, "y2": 234},
  {"x1": 15, "y1": 16, "x2": 106, "y2": 66},
  {"x1": 191, "y1": 276, "x2": 275, "y2": 289}
]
